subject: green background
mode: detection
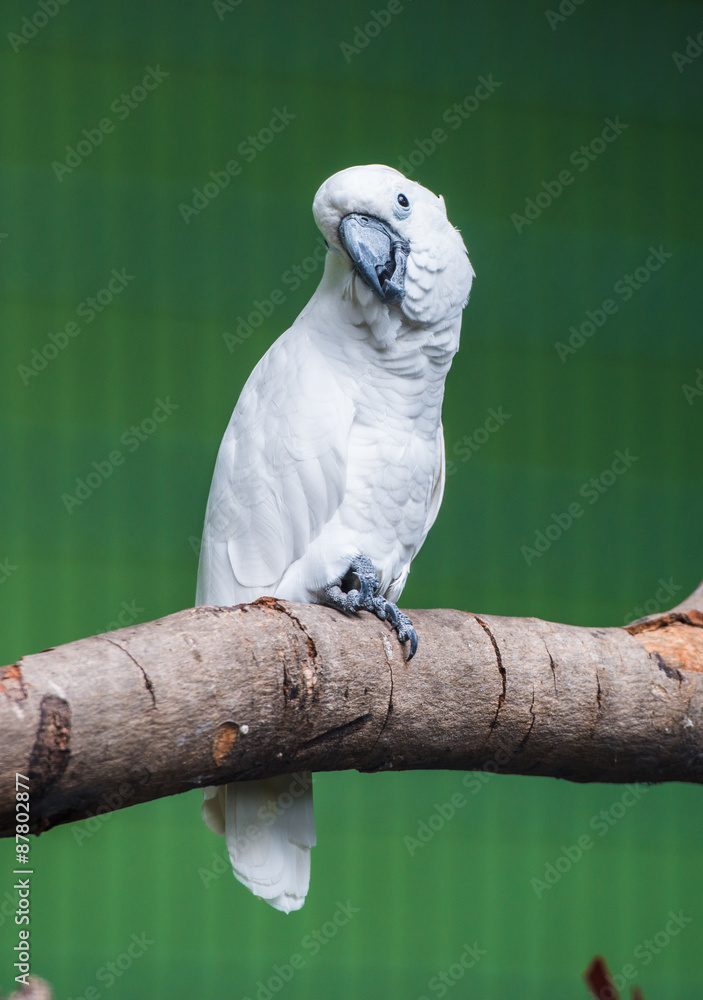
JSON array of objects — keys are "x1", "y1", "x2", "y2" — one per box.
[{"x1": 1, "y1": 0, "x2": 702, "y2": 996}]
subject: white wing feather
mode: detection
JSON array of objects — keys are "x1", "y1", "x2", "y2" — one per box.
[{"x1": 197, "y1": 326, "x2": 353, "y2": 606}]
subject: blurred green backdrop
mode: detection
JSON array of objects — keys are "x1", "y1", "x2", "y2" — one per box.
[{"x1": 1, "y1": 0, "x2": 702, "y2": 996}]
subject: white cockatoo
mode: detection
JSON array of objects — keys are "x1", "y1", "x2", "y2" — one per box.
[{"x1": 196, "y1": 164, "x2": 474, "y2": 912}]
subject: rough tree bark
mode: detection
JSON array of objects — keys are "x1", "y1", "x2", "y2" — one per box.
[{"x1": 1, "y1": 581, "x2": 702, "y2": 838}]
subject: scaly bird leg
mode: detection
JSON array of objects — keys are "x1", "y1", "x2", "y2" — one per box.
[{"x1": 323, "y1": 553, "x2": 418, "y2": 658}]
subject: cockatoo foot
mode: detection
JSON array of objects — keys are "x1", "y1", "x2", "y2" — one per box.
[{"x1": 323, "y1": 553, "x2": 418, "y2": 659}]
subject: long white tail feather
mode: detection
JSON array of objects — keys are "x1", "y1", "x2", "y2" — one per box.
[{"x1": 202, "y1": 774, "x2": 315, "y2": 913}]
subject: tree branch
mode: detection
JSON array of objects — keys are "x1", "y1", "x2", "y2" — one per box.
[{"x1": 2, "y1": 584, "x2": 702, "y2": 838}]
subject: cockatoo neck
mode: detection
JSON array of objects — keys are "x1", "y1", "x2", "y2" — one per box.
[{"x1": 302, "y1": 251, "x2": 461, "y2": 377}]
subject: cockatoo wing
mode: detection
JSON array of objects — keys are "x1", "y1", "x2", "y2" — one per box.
[
  {"x1": 421, "y1": 423, "x2": 447, "y2": 546},
  {"x1": 197, "y1": 325, "x2": 354, "y2": 606}
]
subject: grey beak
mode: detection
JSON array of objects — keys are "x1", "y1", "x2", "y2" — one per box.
[{"x1": 339, "y1": 214, "x2": 409, "y2": 303}]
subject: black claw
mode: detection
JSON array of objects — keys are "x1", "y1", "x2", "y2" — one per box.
[
  {"x1": 393, "y1": 610, "x2": 418, "y2": 659},
  {"x1": 369, "y1": 596, "x2": 390, "y2": 625}
]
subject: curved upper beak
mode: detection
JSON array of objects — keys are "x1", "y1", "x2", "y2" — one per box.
[{"x1": 339, "y1": 213, "x2": 410, "y2": 303}]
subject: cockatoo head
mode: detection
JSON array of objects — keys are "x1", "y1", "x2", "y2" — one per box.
[{"x1": 313, "y1": 164, "x2": 474, "y2": 328}]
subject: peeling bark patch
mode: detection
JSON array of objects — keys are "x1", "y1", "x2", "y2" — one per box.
[
  {"x1": 282, "y1": 610, "x2": 318, "y2": 668},
  {"x1": 650, "y1": 683, "x2": 671, "y2": 701},
  {"x1": 252, "y1": 596, "x2": 279, "y2": 610},
  {"x1": 101, "y1": 637, "x2": 156, "y2": 707},
  {"x1": 625, "y1": 608, "x2": 703, "y2": 634},
  {"x1": 28, "y1": 694, "x2": 71, "y2": 799},
  {"x1": 653, "y1": 651, "x2": 684, "y2": 684},
  {"x1": 213, "y1": 722, "x2": 239, "y2": 766},
  {"x1": 475, "y1": 616, "x2": 506, "y2": 728},
  {"x1": 255, "y1": 598, "x2": 319, "y2": 695},
  {"x1": 381, "y1": 634, "x2": 394, "y2": 662},
  {"x1": 301, "y1": 663, "x2": 315, "y2": 698},
  {"x1": 630, "y1": 623, "x2": 703, "y2": 674},
  {"x1": 0, "y1": 663, "x2": 27, "y2": 702}
]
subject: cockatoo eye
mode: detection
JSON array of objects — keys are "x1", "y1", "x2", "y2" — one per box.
[{"x1": 393, "y1": 192, "x2": 411, "y2": 221}]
